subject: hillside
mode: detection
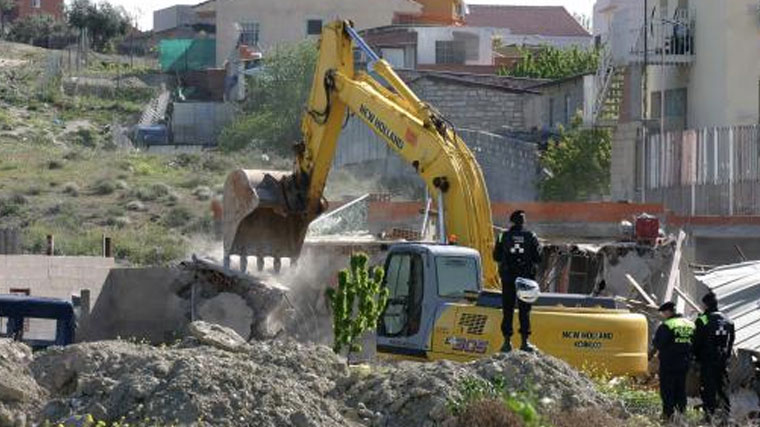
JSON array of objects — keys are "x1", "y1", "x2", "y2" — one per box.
[
  {"x1": 0, "y1": 41, "x2": 396, "y2": 265},
  {"x1": 0, "y1": 42, "x2": 283, "y2": 265}
]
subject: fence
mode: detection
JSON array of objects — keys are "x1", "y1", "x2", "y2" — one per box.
[{"x1": 644, "y1": 125, "x2": 760, "y2": 215}]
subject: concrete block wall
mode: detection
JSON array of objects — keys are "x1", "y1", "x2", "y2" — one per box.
[
  {"x1": 0, "y1": 256, "x2": 115, "y2": 340},
  {"x1": 611, "y1": 122, "x2": 641, "y2": 202},
  {"x1": 459, "y1": 129, "x2": 537, "y2": 202},
  {"x1": 409, "y1": 78, "x2": 526, "y2": 132},
  {"x1": 335, "y1": 124, "x2": 538, "y2": 202}
]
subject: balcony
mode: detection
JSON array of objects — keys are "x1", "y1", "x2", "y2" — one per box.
[{"x1": 630, "y1": 9, "x2": 694, "y2": 66}]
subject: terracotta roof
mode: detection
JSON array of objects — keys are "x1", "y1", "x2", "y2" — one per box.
[{"x1": 465, "y1": 5, "x2": 591, "y2": 37}]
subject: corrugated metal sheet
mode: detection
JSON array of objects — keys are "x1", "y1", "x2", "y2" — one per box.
[{"x1": 695, "y1": 261, "x2": 760, "y2": 352}]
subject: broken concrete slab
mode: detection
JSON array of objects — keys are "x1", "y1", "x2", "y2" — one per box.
[{"x1": 187, "y1": 321, "x2": 248, "y2": 353}]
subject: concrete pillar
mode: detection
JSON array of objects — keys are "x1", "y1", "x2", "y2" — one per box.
[
  {"x1": 79, "y1": 289, "x2": 91, "y2": 318},
  {"x1": 103, "y1": 236, "x2": 112, "y2": 258}
]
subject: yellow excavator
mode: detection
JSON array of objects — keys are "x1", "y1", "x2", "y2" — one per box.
[{"x1": 223, "y1": 21, "x2": 648, "y2": 376}]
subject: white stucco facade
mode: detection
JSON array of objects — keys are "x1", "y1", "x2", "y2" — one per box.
[
  {"x1": 215, "y1": 0, "x2": 421, "y2": 67},
  {"x1": 600, "y1": 0, "x2": 760, "y2": 129}
]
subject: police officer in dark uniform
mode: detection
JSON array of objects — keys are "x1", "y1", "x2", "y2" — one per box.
[
  {"x1": 493, "y1": 210, "x2": 541, "y2": 353},
  {"x1": 694, "y1": 291, "x2": 735, "y2": 424},
  {"x1": 652, "y1": 301, "x2": 695, "y2": 420}
]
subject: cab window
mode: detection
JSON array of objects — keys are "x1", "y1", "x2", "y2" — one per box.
[
  {"x1": 436, "y1": 256, "x2": 479, "y2": 297},
  {"x1": 380, "y1": 252, "x2": 423, "y2": 337}
]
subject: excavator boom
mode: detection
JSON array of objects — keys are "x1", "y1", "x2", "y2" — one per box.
[{"x1": 224, "y1": 21, "x2": 498, "y2": 286}]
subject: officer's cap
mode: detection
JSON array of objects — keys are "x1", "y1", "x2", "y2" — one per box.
[{"x1": 658, "y1": 301, "x2": 676, "y2": 312}]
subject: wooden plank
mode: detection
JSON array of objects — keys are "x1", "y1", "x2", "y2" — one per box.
[
  {"x1": 664, "y1": 230, "x2": 686, "y2": 303},
  {"x1": 673, "y1": 286, "x2": 701, "y2": 312},
  {"x1": 625, "y1": 274, "x2": 658, "y2": 308}
]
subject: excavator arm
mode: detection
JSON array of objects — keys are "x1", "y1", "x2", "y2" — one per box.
[{"x1": 223, "y1": 21, "x2": 499, "y2": 287}]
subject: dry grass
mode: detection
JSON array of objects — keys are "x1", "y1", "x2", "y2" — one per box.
[
  {"x1": 456, "y1": 398, "x2": 525, "y2": 427},
  {"x1": 549, "y1": 408, "x2": 625, "y2": 427}
]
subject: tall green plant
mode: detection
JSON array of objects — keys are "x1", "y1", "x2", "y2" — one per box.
[
  {"x1": 326, "y1": 252, "x2": 389, "y2": 358},
  {"x1": 539, "y1": 115, "x2": 611, "y2": 201},
  {"x1": 500, "y1": 45, "x2": 599, "y2": 80}
]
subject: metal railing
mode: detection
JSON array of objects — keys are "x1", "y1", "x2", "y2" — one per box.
[
  {"x1": 644, "y1": 125, "x2": 760, "y2": 215},
  {"x1": 632, "y1": 8, "x2": 694, "y2": 64},
  {"x1": 592, "y1": 40, "x2": 616, "y2": 125}
]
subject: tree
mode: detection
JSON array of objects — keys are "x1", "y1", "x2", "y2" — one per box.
[
  {"x1": 539, "y1": 115, "x2": 611, "y2": 201},
  {"x1": 7, "y1": 14, "x2": 72, "y2": 48},
  {"x1": 326, "y1": 253, "x2": 389, "y2": 359},
  {"x1": 499, "y1": 45, "x2": 599, "y2": 80},
  {"x1": 219, "y1": 41, "x2": 318, "y2": 154},
  {"x1": 66, "y1": 0, "x2": 130, "y2": 52},
  {"x1": 0, "y1": 0, "x2": 14, "y2": 37}
]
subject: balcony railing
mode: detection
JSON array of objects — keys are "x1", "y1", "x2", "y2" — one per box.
[{"x1": 631, "y1": 8, "x2": 694, "y2": 65}]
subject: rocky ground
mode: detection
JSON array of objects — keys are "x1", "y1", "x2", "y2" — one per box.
[{"x1": 0, "y1": 322, "x2": 621, "y2": 427}]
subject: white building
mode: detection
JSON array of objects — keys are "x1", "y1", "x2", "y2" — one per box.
[{"x1": 595, "y1": 0, "x2": 760, "y2": 130}]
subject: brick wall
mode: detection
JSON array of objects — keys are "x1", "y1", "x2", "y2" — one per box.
[
  {"x1": 12, "y1": 0, "x2": 63, "y2": 20},
  {"x1": 408, "y1": 77, "x2": 528, "y2": 132}
]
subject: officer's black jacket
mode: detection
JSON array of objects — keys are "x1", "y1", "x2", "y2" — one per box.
[
  {"x1": 493, "y1": 225, "x2": 541, "y2": 279},
  {"x1": 694, "y1": 309, "x2": 735, "y2": 365},
  {"x1": 653, "y1": 314, "x2": 695, "y2": 372}
]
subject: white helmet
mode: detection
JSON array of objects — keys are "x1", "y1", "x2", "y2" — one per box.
[{"x1": 516, "y1": 277, "x2": 540, "y2": 303}]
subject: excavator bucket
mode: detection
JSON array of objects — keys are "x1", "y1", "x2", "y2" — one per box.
[{"x1": 222, "y1": 169, "x2": 310, "y2": 263}]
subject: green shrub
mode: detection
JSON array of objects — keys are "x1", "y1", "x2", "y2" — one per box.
[
  {"x1": 93, "y1": 179, "x2": 116, "y2": 195},
  {"x1": 47, "y1": 159, "x2": 65, "y2": 170},
  {"x1": 75, "y1": 128, "x2": 99, "y2": 147},
  {"x1": 163, "y1": 206, "x2": 193, "y2": 229},
  {"x1": 192, "y1": 186, "x2": 212, "y2": 201},
  {"x1": 62, "y1": 182, "x2": 80, "y2": 197}
]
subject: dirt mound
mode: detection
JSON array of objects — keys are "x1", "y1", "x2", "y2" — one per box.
[{"x1": 17, "y1": 322, "x2": 616, "y2": 426}]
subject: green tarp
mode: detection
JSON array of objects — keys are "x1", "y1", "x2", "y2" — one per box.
[{"x1": 159, "y1": 39, "x2": 216, "y2": 72}]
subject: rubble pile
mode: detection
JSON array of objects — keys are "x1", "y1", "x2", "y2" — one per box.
[
  {"x1": 0, "y1": 339, "x2": 43, "y2": 426},
  {"x1": 0, "y1": 322, "x2": 619, "y2": 427},
  {"x1": 174, "y1": 257, "x2": 293, "y2": 340}
]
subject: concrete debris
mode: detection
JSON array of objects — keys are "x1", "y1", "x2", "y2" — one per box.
[
  {"x1": 176, "y1": 257, "x2": 292, "y2": 340},
  {"x1": 3, "y1": 329, "x2": 617, "y2": 426},
  {"x1": 187, "y1": 321, "x2": 249, "y2": 353},
  {"x1": 0, "y1": 340, "x2": 43, "y2": 424}
]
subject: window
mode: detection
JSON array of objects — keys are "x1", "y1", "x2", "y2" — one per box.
[
  {"x1": 436, "y1": 256, "x2": 479, "y2": 297},
  {"x1": 381, "y1": 253, "x2": 424, "y2": 337},
  {"x1": 435, "y1": 40, "x2": 466, "y2": 64},
  {"x1": 306, "y1": 19, "x2": 323, "y2": 36},
  {"x1": 31, "y1": 0, "x2": 41, "y2": 8},
  {"x1": 239, "y1": 22, "x2": 260, "y2": 47}
]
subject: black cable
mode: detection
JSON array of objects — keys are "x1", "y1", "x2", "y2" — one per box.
[{"x1": 307, "y1": 72, "x2": 334, "y2": 125}]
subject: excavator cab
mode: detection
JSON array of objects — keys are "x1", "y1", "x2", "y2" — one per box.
[{"x1": 377, "y1": 244, "x2": 484, "y2": 360}]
